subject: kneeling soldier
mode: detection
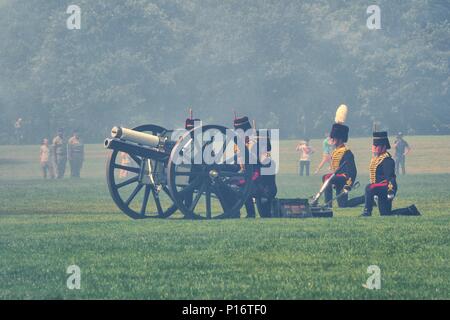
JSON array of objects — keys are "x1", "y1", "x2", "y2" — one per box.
[
  {"x1": 361, "y1": 131, "x2": 420, "y2": 217},
  {"x1": 322, "y1": 105, "x2": 364, "y2": 208}
]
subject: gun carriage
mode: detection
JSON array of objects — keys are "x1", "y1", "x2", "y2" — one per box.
[{"x1": 105, "y1": 123, "x2": 255, "y2": 219}]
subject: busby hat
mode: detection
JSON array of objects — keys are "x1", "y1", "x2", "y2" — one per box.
[
  {"x1": 233, "y1": 116, "x2": 252, "y2": 131},
  {"x1": 329, "y1": 104, "x2": 349, "y2": 142},
  {"x1": 373, "y1": 131, "x2": 391, "y2": 149}
]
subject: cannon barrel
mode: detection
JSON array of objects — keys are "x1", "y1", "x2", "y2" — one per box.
[
  {"x1": 105, "y1": 126, "x2": 175, "y2": 160},
  {"x1": 111, "y1": 126, "x2": 162, "y2": 147}
]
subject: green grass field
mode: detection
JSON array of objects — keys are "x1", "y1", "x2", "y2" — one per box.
[{"x1": 1, "y1": 136, "x2": 450, "y2": 299}]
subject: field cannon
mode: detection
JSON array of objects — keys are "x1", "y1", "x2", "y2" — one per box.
[{"x1": 105, "y1": 123, "x2": 257, "y2": 219}]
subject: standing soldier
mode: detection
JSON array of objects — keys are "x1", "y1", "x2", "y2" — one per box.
[
  {"x1": 48, "y1": 141, "x2": 56, "y2": 179},
  {"x1": 319, "y1": 105, "x2": 364, "y2": 208},
  {"x1": 233, "y1": 115, "x2": 257, "y2": 218},
  {"x1": 233, "y1": 115, "x2": 277, "y2": 218},
  {"x1": 68, "y1": 130, "x2": 85, "y2": 178},
  {"x1": 52, "y1": 128, "x2": 67, "y2": 179},
  {"x1": 361, "y1": 131, "x2": 420, "y2": 217},
  {"x1": 183, "y1": 112, "x2": 201, "y2": 209}
]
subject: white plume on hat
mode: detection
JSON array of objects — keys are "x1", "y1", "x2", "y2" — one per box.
[{"x1": 335, "y1": 104, "x2": 348, "y2": 124}]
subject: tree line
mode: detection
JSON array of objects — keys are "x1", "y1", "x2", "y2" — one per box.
[{"x1": 0, "y1": 0, "x2": 448, "y2": 144}]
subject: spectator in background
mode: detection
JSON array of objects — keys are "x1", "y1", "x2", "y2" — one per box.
[
  {"x1": 314, "y1": 133, "x2": 334, "y2": 174},
  {"x1": 394, "y1": 132, "x2": 411, "y2": 175},
  {"x1": 48, "y1": 140, "x2": 56, "y2": 179},
  {"x1": 52, "y1": 128, "x2": 67, "y2": 179},
  {"x1": 119, "y1": 152, "x2": 130, "y2": 178},
  {"x1": 39, "y1": 138, "x2": 54, "y2": 179},
  {"x1": 68, "y1": 129, "x2": 85, "y2": 178},
  {"x1": 14, "y1": 118, "x2": 24, "y2": 144},
  {"x1": 296, "y1": 139, "x2": 314, "y2": 176}
]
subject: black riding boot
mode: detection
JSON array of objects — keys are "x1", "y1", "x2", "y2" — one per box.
[{"x1": 391, "y1": 205, "x2": 421, "y2": 216}]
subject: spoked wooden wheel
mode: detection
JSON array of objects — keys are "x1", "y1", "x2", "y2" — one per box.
[
  {"x1": 106, "y1": 124, "x2": 178, "y2": 219},
  {"x1": 167, "y1": 125, "x2": 254, "y2": 219}
]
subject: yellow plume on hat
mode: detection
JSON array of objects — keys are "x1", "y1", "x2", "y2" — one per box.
[{"x1": 335, "y1": 104, "x2": 348, "y2": 124}]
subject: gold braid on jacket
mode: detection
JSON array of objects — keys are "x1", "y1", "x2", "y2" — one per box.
[
  {"x1": 369, "y1": 152, "x2": 394, "y2": 191},
  {"x1": 331, "y1": 145, "x2": 348, "y2": 171}
]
